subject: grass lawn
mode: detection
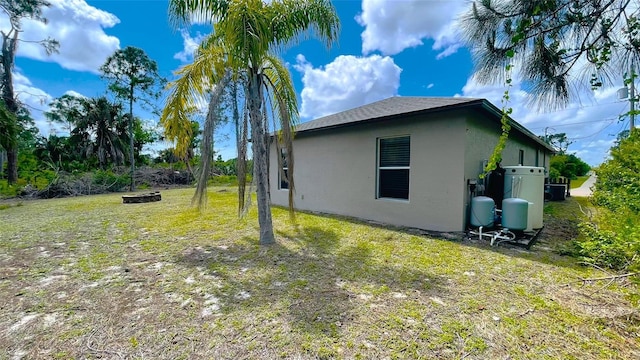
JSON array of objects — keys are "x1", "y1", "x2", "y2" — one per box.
[
  {"x1": 1, "y1": 188, "x2": 638, "y2": 359},
  {"x1": 570, "y1": 175, "x2": 590, "y2": 189}
]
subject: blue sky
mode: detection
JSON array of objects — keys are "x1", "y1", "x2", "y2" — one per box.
[{"x1": 2, "y1": 0, "x2": 633, "y2": 165}]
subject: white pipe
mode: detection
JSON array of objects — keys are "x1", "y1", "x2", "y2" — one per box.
[{"x1": 469, "y1": 227, "x2": 516, "y2": 246}]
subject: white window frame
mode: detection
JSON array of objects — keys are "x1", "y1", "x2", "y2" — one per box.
[{"x1": 377, "y1": 135, "x2": 410, "y2": 201}]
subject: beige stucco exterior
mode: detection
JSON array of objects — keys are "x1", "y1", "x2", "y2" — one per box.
[{"x1": 270, "y1": 107, "x2": 552, "y2": 232}]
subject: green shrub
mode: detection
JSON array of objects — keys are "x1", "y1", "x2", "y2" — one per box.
[
  {"x1": 550, "y1": 154, "x2": 590, "y2": 179},
  {"x1": 93, "y1": 170, "x2": 130, "y2": 192},
  {"x1": 20, "y1": 169, "x2": 58, "y2": 190},
  {"x1": 577, "y1": 219, "x2": 640, "y2": 271},
  {"x1": 207, "y1": 174, "x2": 253, "y2": 186},
  {"x1": 0, "y1": 180, "x2": 20, "y2": 198},
  {"x1": 578, "y1": 129, "x2": 640, "y2": 274},
  {"x1": 208, "y1": 175, "x2": 239, "y2": 186},
  {"x1": 0, "y1": 169, "x2": 57, "y2": 198}
]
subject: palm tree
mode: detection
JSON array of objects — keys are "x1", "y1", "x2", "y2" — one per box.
[
  {"x1": 35, "y1": 134, "x2": 68, "y2": 169},
  {"x1": 77, "y1": 97, "x2": 127, "y2": 169},
  {"x1": 460, "y1": 0, "x2": 638, "y2": 109},
  {"x1": 163, "y1": 0, "x2": 340, "y2": 245}
]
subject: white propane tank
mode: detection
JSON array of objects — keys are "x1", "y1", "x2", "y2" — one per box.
[
  {"x1": 502, "y1": 198, "x2": 529, "y2": 231},
  {"x1": 525, "y1": 202, "x2": 534, "y2": 232},
  {"x1": 470, "y1": 196, "x2": 495, "y2": 227},
  {"x1": 503, "y1": 166, "x2": 545, "y2": 229}
]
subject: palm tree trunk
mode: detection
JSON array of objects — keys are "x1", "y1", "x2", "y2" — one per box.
[
  {"x1": 128, "y1": 85, "x2": 135, "y2": 192},
  {"x1": 248, "y1": 71, "x2": 275, "y2": 245}
]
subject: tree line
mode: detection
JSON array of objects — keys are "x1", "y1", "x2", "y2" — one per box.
[
  {"x1": 0, "y1": 43, "x2": 169, "y2": 193},
  {"x1": 538, "y1": 132, "x2": 590, "y2": 179},
  {"x1": 0, "y1": 1, "x2": 171, "y2": 190}
]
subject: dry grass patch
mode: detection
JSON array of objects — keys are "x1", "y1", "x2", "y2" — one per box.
[{"x1": 0, "y1": 189, "x2": 638, "y2": 359}]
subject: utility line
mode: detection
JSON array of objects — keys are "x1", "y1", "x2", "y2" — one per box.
[
  {"x1": 528, "y1": 118, "x2": 615, "y2": 130},
  {"x1": 523, "y1": 99, "x2": 626, "y2": 117},
  {"x1": 579, "y1": 120, "x2": 625, "y2": 150},
  {"x1": 528, "y1": 103, "x2": 629, "y2": 131},
  {"x1": 568, "y1": 119, "x2": 617, "y2": 140}
]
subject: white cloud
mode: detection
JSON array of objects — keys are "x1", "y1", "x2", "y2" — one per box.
[
  {"x1": 573, "y1": 139, "x2": 617, "y2": 164},
  {"x1": 12, "y1": 71, "x2": 57, "y2": 135},
  {"x1": 11, "y1": 72, "x2": 92, "y2": 137},
  {"x1": 356, "y1": 0, "x2": 466, "y2": 57},
  {"x1": 0, "y1": 0, "x2": 120, "y2": 73},
  {"x1": 459, "y1": 77, "x2": 629, "y2": 166},
  {"x1": 174, "y1": 30, "x2": 207, "y2": 63},
  {"x1": 294, "y1": 54, "x2": 402, "y2": 120},
  {"x1": 63, "y1": 90, "x2": 86, "y2": 99}
]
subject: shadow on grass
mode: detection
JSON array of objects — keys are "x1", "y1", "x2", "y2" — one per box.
[
  {"x1": 175, "y1": 225, "x2": 445, "y2": 340},
  {"x1": 272, "y1": 204, "x2": 588, "y2": 273}
]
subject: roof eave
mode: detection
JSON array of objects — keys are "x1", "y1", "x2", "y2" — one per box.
[
  {"x1": 295, "y1": 99, "x2": 486, "y2": 135},
  {"x1": 479, "y1": 100, "x2": 557, "y2": 154}
]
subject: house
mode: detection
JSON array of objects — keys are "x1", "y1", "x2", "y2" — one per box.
[{"x1": 269, "y1": 97, "x2": 555, "y2": 232}]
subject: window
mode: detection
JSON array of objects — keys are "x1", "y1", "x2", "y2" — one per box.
[
  {"x1": 519, "y1": 150, "x2": 524, "y2": 165},
  {"x1": 377, "y1": 136, "x2": 410, "y2": 200},
  {"x1": 279, "y1": 148, "x2": 289, "y2": 190}
]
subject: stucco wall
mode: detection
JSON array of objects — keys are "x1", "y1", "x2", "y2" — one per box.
[
  {"x1": 462, "y1": 112, "x2": 552, "y2": 226},
  {"x1": 270, "y1": 113, "x2": 468, "y2": 232},
  {"x1": 463, "y1": 113, "x2": 550, "y2": 180}
]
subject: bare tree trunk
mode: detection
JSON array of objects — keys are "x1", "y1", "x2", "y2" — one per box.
[
  {"x1": 248, "y1": 71, "x2": 275, "y2": 245},
  {"x1": 0, "y1": 149, "x2": 5, "y2": 178},
  {"x1": 6, "y1": 148, "x2": 17, "y2": 182},
  {"x1": 1, "y1": 30, "x2": 19, "y2": 184}
]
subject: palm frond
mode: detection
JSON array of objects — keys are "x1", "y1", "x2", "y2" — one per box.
[
  {"x1": 267, "y1": 0, "x2": 340, "y2": 51},
  {"x1": 262, "y1": 54, "x2": 298, "y2": 220},
  {"x1": 192, "y1": 69, "x2": 231, "y2": 209},
  {"x1": 160, "y1": 36, "x2": 227, "y2": 158},
  {"x1": 217, "y1": 0, "x2": 272, "y2": 65},
  {"x1": 167, "y1": 0, "x2": 230, "y2": 28},
  {"x1": 227, "y1": 78, "x2": 249, "y2": 217},
  {"x1": 262, "y1": 55, "x2": 299, "y2": 128},
  {"x1": 238, "y1": 101, "x2": 250, "y2": 217}
]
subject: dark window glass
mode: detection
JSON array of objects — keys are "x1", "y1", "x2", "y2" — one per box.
[
  {"x1": 280, "y1": 168, "x2": 289, "y2": 190},
  {"x1": 378, "y1": 136, "x2": 410, "y2": 200},
  {"x1": 379, "y1": 169, "x2": 409, "y2": 199},
  {"x1": 379, "y1": 137, "x2": 410, "y2": 167}
]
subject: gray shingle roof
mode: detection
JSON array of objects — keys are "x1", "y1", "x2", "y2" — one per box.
[
  {"x1": 292, "y1": 96, "x2": 555, "y2": 152},
  {"x1": 296, "y1": 96, "x2": 484, "y2": 133}
]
